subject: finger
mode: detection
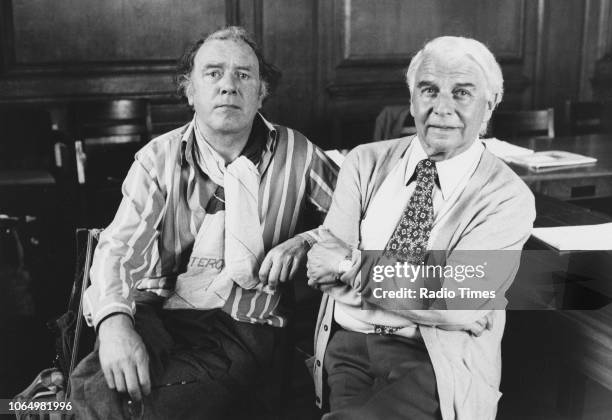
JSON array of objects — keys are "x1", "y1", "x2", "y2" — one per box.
[
  {"x1": 289, "y1": 256, "x2": 300, "y2": 279},
  {"x1": 258, "y1": 254, "x2": 274, "y2": 283},
  {"x1": 113, "y1": 368, "x2": 127, "y2": 394},
  {"x1": 267, "y1": 257, "x2": 283, "y2": 289},
  {"x1": 136, "y1": 357, "x2": 151, "y2": 396},
  {"x1": 468, "y1": 323, "x2": 484, "y2": 337},
  {"x1": 278, "y1": 257, "x2": 292, "y2": 283},
  {"x1": 123, "y1": 364, "x2": 143, "y2": 401},
  {"x1": 102, "y1": 366, "x2": 116, "y2": 390}
]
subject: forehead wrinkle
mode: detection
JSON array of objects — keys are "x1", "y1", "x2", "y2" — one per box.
[
  {"x1": 196, "y1": 40, "x2": 259, "y2": 69},
  {"x1": 416, "y1": 53, "x2": 487, "y2": 91}
]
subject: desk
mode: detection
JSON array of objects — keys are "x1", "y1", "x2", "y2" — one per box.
[
  {"x1": 527, "y1": 194, "x2": 612, "y2": 418},
  {"x1": 509, "y1": 134, "x2": 612, "y2": 200}
]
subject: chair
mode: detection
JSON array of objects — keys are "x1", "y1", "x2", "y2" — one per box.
[
  {"x1": 67, "y1": 99, "x2": 152, "y2": 225},
  {"x1": 150, "y1": 102, "x2": 193, "y2": 138},
  {"x1": 61, "y1": 228, "x2": 101, "y2": 393},
  {"x1": 563, "y1": 100, "x2": 605, "y2": 135},
  {"x1": 491, "y1": 108, "x2": 555, "y2": 139},
  {"x1": 69, "y1": 99, "x2": 152, "y2": 186},
  {"x1": 373, "y1": 105, "x2": 415, "y2": 141}
]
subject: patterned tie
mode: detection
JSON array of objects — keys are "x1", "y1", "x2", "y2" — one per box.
[{"x1": 384, "y1": 158, "x2": 437, "y2": 264}]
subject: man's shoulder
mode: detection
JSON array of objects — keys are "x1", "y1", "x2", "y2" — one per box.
[
  {"x1": 136, "y1": 124, "x2": 188, "y2": 166},
  {"x1": 271, "y1": 123, "x2": 313, "y2": 146},
  {"x1": 345, "y1": 136, "x2": 412, "y2": 169},
  {"x1": 479, "y1": 149, "x2": 535, "y2": 208}
]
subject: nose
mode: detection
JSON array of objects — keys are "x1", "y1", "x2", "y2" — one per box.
[
  {"x1": 219, "y1": 73, "x2": 238, "y2": 95},
  {"x1": 432, "y1": 92, "x2": 453, "y2": 115}
]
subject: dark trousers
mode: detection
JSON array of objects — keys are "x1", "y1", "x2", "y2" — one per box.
[
  {"x1": 70, "y1": 304, "x2": 285, "y2": 420},
  {"x1": 323, "y1": 327, "x2": 442, "y2": 420}
]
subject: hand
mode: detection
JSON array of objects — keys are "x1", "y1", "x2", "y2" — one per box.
[
  {"x1": 306, "y1": 231, "x2": 351, "y2": 288},
  {"x1": 98, "y1": 314, "x2": 151, "y2": 401},
  {"x1": 437, "y1": 311, "x2": 494, "y2": 337},
  {"x1": 258, "y1": 236, "x2": 310, "y2": 291}
]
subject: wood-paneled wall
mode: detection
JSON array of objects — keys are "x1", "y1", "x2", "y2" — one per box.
[{"x1": 1, "y1": 0, "x2": 612, "y2": 148}]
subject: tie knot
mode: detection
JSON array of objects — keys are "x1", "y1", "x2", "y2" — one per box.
[{"x1": 415, "y1": 159, "x2": 437, "y2": 184}]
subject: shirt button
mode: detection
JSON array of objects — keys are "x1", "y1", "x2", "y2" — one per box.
[
  {"x1": 324, "y1": 325, "x2": 329, "y2": 332},
  {"x1": 316, "y1": 360, "x2": 321, "y2": 367}
]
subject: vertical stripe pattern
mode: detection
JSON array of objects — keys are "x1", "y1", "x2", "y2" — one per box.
[{"x1": 84, "y1": 116, "x2": 338, "y2": 329}]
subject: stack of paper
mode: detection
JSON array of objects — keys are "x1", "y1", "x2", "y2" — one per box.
[
  {"x1": 482, "y1": 138, "x2": 534, "y2": 160},
  {"x1": 507, "y1": 151, "x2": 597, "y2": 170},
  {"x1": 532, "y1": 223, "x2": 612, "y2": 251}
]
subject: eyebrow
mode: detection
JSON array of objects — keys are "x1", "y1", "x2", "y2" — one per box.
[
  {"x1": 454, "y1": 83, "x2": 477, "y2": 89},
  {"x1": 416, "y1": 80, "x2": 436, "y2": 89},
  {"x1": 202, "y1": 63, "x2": 255, "y2": 72}
]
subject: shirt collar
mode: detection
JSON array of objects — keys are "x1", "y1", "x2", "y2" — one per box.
[
  {"x1": 404, "y1": 136, "x2": 484, "y2": 200},
  {"x1": 180, "y1": 112, "x2": 277, "y2": 167}
]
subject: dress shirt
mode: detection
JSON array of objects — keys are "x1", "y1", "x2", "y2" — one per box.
[
  {"x1": 83, "y1": 114, "x2": 338, "y2": 329},
  {"x1": 334, "y1": 137, "x2": 485, "y2": 335}
]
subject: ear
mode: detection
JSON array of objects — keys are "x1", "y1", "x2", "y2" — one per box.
[
  {"x1": 483, "y1": 97, "x2": 495, "y2": 124},
  {"x1": 184, "y1": 77, "x2": 194, "y2": 107},
  {"x1": 410, "y1": 98, "x2": 415, "y2": 117},
  {"x1": 257, "y1": 82, "x2": 266, "y2": 109}
]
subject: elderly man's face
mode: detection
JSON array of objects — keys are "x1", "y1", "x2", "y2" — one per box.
[
  {"x1": 186, "y1": 39, "x2": 263, "y2": 138},
  {"x1": 410, "y1": 52, "x2": 493, "y2": 161}
]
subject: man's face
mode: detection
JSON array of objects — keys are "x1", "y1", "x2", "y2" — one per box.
[
  {"x1": 410, "y1": 52, "x2": 494, "y2": 161},
  {"x1": 186, "y1": 39, "x2": 264, "y2": 138}
]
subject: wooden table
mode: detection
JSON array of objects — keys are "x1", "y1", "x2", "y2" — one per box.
[
  {"x1": 509, "y1": 134, "x2": 612, "y2": 200},
  {"x1": 525, "y1": 194, "x2": 612, "y2": 417}
]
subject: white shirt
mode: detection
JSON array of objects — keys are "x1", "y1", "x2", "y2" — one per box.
[{"x1": 334, "y1": 137, "x2": 485, "y2": 335}]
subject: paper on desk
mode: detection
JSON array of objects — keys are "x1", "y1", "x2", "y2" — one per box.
[
  {"x1": 324, "y1": 149, "x2": 346, "y2": 167},
  {"x1": 482, "y1": 138, "x2": 534, "y2": 161},
  {"x1": 532, "y1": 223, "x2": 612, "y2": 251}
]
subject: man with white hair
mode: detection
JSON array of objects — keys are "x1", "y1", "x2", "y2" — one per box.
[{"x1": 305, "y1": 36, "x2": 535, "y2": 419}]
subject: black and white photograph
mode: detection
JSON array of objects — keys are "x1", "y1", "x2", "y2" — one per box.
[{"x1": 1, "y1": 1, "x2": 612, "y2": 419}]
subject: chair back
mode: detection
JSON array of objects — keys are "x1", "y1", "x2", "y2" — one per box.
[
  {"x1": 150, "y1": 102, "x2": 193, "y2": 138},
  {"x1": 564, "y1": 100, "x2": 605, "y2": 135},
  {"x1": 373, "y1": 105, "x2": 415, "y2": 141},
  {"x1": 61, "y1": 228, "x2": 101, "y2": 397},
  {"x1": 70, "y1": 99, "x2": 151, "y2": 186},
  {"x1": 491, "y1": 108, "x2": 555, "y2": 139}
]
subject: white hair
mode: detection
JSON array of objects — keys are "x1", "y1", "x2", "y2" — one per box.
[{"x1": 406, "y1": 36, "x2": 504, "y2": 110}]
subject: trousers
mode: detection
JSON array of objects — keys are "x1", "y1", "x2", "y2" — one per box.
[
  {"x1": 323, "y1": 327, "x2": 442, "y2": 420},
  {"x1": 70, "y1": 303, "x2": 285, "y2": 419}
]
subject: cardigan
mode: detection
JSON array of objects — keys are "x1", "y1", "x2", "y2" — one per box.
[{"x1": 311, "y1": 136, "x2": 536, "y2": 419}]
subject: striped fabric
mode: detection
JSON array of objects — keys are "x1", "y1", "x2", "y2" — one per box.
[{"x1": 83, "y1": 114, "x2": 338, "y2": 329}]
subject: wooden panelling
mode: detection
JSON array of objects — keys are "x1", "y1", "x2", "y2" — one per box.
[
  {"x1": 538, "y1": 0, "x2": 586, "y2": 109},
  {"x1": 0, "y1": 0, "x2": 230, "y2": 102},
  {"x1": 340, "y1": 0, "x2": 524, "y2": 65},
  {"x1": 260, "y1": 0, "x2": 317, "y2": 140},
  {"x1": 319, "y1": 0, "x2": 538, "y2": 147},
  {"x1": 1, "y1": 0, "x2": 611, "y2": 149}
]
